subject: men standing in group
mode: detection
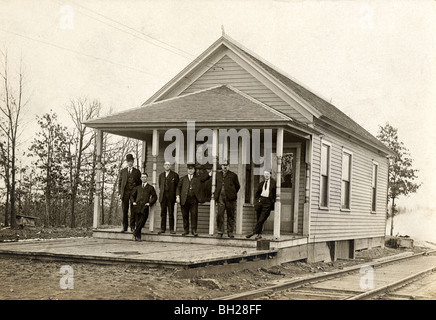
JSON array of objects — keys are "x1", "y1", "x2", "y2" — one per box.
[
  {"x1": 130, "y1": 173, "x2": 157, "y2": 241},
  {"x1": 118, "y1": 154, "x2": 142, "y2": 232},
  {"x1": 158, "y1": 161, "x2": 179, "y2": 234},
  {"x1": 215, "y1": 160, "x2": 240, "y2": 238},
  {"x1": 176, "y1": 163, "x2": 201, "y2": 236},
  {"x1": 246, "y1": 170, "x2": 276, "y2": 240}
]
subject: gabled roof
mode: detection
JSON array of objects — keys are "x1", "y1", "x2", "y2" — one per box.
[
  {"x1": 85, "y1": 85, "x2": 293, "y2": 126},
  {"x1": 142, "y1": 34, "x2": 391, "y2": 155}
]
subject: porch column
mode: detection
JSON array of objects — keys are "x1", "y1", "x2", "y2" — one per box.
[
  {"x1": 236, "y1": 138, "x2": 246, "y2": 235},
  {"x1": 209, "y1": 129, "x2": 218, "y2": 235},
  {"x1": 303, "y1": 138, "x2": 312, "y2": 236},
  {"x1": 274, "y1": 128, "x2": 284, "y2": 239},
  {"x1": 93, "y1": 129, "x2": 103, "y2": 229},
  {"x1": 141, "y1": 141, "x2": 147, "y2": 173},
  {"x1": 149, "y1": 129, "x2": 159, "y2": 232}
]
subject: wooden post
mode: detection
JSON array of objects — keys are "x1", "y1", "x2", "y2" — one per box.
[
  {"x1": 141, "y1": 140, "x2": 147, "y2": 173},
  {"x1": 149, "y1": 130, "x2": 159, "y2": 232},
  {"x1": 174, "y1": 138, "x2": 181, "y2": 232},
  {"x1": 236, "y1": 138, "x2": 246, "y2": 235},
  {"x1": 293, "y1": 144, "x2": 301, "y2": 234},
  {"x1": 274, "y1": 128, "x2": 284, "y2": 239},
  {"x1": 93, "y1": 129, "x2": 103, "y2": 229},
  {"x1": 303, "y1": 138, "x2": 312, "y2": 236},
  {"x1": 209, "y1": 129, "x2": 218, "y2": 235}
]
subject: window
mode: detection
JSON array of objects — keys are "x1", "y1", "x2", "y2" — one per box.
[
  {"x1": 341, "y1": 151, "x2": 352, "y2": 210},
  {"x1": 371, "y1": 162, "x2": 378, "y2": 212},
  {"x1": 320, "y1": 142, "x2": 331, "y2": 208}
]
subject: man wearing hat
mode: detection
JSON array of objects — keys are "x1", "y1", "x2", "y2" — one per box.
[
  {"x1": 158, "y1": 161, "x2": 179, "y2": 234},
  {"x1": 176, "y1": 163, "x2": 202, "y2": 236},
  {"x1": 118, "y1": 153, "x2": 142, "y2": 232},
  {"x1": 214, "y1": 160, "x2": 240, "y2": 238}
]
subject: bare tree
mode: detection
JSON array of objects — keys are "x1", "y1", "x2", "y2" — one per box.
[
  {"x1": 0, "y1": 51, "x2": 28, "y2": 228},
  {"x1": 66, "y1": 98, "x2": 101, "y2": 228}
]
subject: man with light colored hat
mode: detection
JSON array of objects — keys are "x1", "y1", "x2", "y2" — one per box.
[
  {"x1": 214, "y1": 159, "x2": 240, "y2": 238},
  {"x1": 158, "y1": 161, "x2": 179, "y2": 234}
]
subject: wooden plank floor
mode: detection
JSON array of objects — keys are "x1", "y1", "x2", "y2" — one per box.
[
  {"x1": 0, "y1": 237, "x2": 275, "y2": 267},
  {"x1": 93, "y1": 228, "x2": 308, "y2": 249}
]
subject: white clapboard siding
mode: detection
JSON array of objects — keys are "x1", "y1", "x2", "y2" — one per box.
[
  {"x1": 181, "y1": 55, "x2": 308, "y2": 123},
  {"x1": 309, "y1": 128, "x2": 388, "y2": 243}
]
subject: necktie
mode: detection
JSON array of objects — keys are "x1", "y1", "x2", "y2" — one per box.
[
  {"x1": 264, "y1": 180, "x2": 268, "y2": 191},
  {"x1": 143, "y1": 183, "x2": 146, "y2": 188}
]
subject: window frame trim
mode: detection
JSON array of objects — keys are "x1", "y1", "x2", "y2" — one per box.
[
  {"x1": 319, "y1": 139, "x2": 332, "y2": 210},
  {"x1": 371, "y1": 160, "x2": 379, "y2": 214},
  {"x1": 340, "y1": 148, "x2": 353, "y2": 212}
]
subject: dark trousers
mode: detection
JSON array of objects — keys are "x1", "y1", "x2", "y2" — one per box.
[
  {"x1": 133, "y1": 207, "x2": 149, "y2": 239},
  {"x1": 181, "y1": 195, "x2": 198, "y2": 234},
  {"x1": 160, "y1": 193, "x2": 176, "y2": 232},
  {"x1": 216, "y1": 193, "x2": 236, "y2": 235},
  {"x1": 122, "y1": 192, "x2": 134, "y2": 231},
  {"x1": 253, "y1": 197, "x2": 273, "y2": 235}
]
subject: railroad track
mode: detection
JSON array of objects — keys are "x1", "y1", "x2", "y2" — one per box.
[{"x1": 218, "y1": 249, "x2": 436, "y2": 300}]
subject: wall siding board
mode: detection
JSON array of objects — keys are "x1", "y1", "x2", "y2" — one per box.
[
  {"x1": 181, "y1": 55, "x2": 308, "y2": 123},
  {"x1": 309, "y1": 126, "x2": 388, "y2": 242}
]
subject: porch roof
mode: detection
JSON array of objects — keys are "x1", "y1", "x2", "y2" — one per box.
[{"x1": 85, "y1": 85, "x2": 294, "y2": 128}]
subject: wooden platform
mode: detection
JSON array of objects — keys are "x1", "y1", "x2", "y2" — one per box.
[
  {"x1": 93, "y1": 228, "x2": 308, "y2": 250},
  {"x1": 0, "y1": 237, "x2": 280, "y2": 269}
]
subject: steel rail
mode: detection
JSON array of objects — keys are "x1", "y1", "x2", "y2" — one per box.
[
  {"x1": 346, "y1": 265, "x2": 436, "y2": 300},
  {"x1": 217, "y1": 249, "x2": 436, "y2": 300}
]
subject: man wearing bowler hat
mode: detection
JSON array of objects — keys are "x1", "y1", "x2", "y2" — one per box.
[
  {"x1": 118, "y1": 153, "x2": 142, "y2": 232},
  {"x1": 158, "y1": 161, "x2": 179, "y2": 234},
  {"x1": 176, "y1": 163, "x2": 202, "y2": 236},
  {"x1": 215, "y1": 159, "x2": 240, "y2": 238}
]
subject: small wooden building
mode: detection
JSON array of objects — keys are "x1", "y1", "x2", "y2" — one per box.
[{"x1": 85, "y1": 34, "x2": 393, "y2": 262}]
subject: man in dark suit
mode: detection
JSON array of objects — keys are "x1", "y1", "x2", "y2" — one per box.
[
  {"x1": 215, "y1": 160, "x2": 240, "y2": 238},
  {"x1": 158, "y1": 161, "x2": 179, "y2": 234},
  {"x1": 130, "y1": 173, "x2": 157, "y2": 241},
  {"x1": 246, "y1": 170, "x2": 277, "y2": 240},
  {"x1": 176, "y1": 163, "x2": 202, "y2": 236},
  {"x1": 118, "y1": 154, "x2": 142, "y2": 232}
]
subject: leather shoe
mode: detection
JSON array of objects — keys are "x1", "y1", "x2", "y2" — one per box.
[
  {"x1": 255, "y1": 234, "x2": 262, "y2": 240},
  {"x1": 193, "y1": 233, "x2": 199, "y2": 237},
  {"x1": 170, "y1": 231, "x2": 176, "y2": 234},
  {"x1": 246, "y1": 233, "x2": 255, "y2": 239},
  {"x1": 217, "y1": 233, "x2": 223, "y2": 238},
  {"x1": 182, "y1": 232, "x2": 188, "y2": 236},
  {"x1": 228, "y1": 233, "x2": 234, "y2": 238}
]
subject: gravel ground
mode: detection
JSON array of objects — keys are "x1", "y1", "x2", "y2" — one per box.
[{"x1": 0, "y1": 226, "x2": 430, "y2": 300}]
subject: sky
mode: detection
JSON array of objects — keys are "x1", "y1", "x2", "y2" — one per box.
[{"x1": 1, "y1": 0, "x2": 435, "y2": 217}]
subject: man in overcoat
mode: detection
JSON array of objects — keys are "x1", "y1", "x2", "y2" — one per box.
[
  {"x1": 214, "y1": 160, "x2": 240, "y2": 238},
  {"x1": 176, "y1": 163, "x2": 202, "y2": 236},
  {"x1": 158, "y1": 161, "x2": 179, "y2": 234},
  {"x1": 130, "y1": 173, "x2": 157, "y2": 241},
  {"x1": 246, "y1": 170, "x2": 277, "y2": 240},
  {"x1": 118, "y1": 154, "x2": 142, "y2": 232}
]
